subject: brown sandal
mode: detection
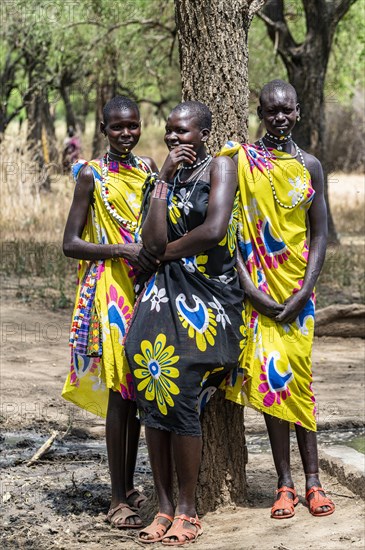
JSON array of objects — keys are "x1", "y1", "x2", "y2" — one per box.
[
  {"x1": 106, "y1": 503, "x2": 142, "y2": 529},
  {"x1": 126, "y1": 488, "x2": 148, "y2": 510},
  {"x1": 271, "y1": 486, "x2": 299, "y2": 519},
  {"x1": 161, "y1": 514, "x2": 203, "y2": 546},
  {"x1": 306, "y1": 486, "x2": 335, "y2": 517},
  {"x1": 138, "y1": 513, "x2": 174, "y2": 544}
]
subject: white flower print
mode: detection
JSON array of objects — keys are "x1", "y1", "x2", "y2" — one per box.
[
  {"x1": 126, "y1": 192, "x2": 140, "y2": 211},
  {"x1": 176, "y1": 188, "x2": 193, "y2": 215},
  {"x1": 243, "y1": 198, "x2": 261, "y2": 223},
  {"x1": 182, "y1": 256, "x2": 197, "y2": 273},
  {"x1": 208, "y1": 296, "x2": 231, "y2": 329},
  {"x1": 90, "y1": 375, "x2": 106, "y2": 392},
  {"x1": 150, "y1": 288, "x2": 169, "y2": 312},
  {"x1": 288, "y1": 176, "x2": 305, "y2": 205}
]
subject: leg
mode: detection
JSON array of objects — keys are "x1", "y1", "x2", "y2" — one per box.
[
  {"x1": 264, "y1": 414, "x2": 296, "y2": 518},
  {"x1": 139, "y1": 427, "x2": 174, "y2": 541},
  {"x1": 295, "y1": 425, "x2": 335, "y2": 515},
  {"x1": 162, "y1": 434, "x2": 203, "y2": 544},
  {"x1": 105, "y1": 390, "x2": 141, "y2": 526},
  {"x1": 125, "y1": 401, "x2": 141, "y2": 493},
  {"x1": 172, "y1": 433, "x2": 202, "y2": 517}
]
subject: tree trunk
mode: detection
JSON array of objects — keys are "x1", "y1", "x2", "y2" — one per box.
[
  {"x1": 174, "y1": 0, "x2": 265, "y2": 513},
  {"x1": 175, "y1": 1, "x2": 264, "y2": 151},
  {"x1": 26, "y1": 90, "x2": 51, "y2": 192},
  {"x1": 42, "y1": 93, "x2": 59, "y2": 164},
  {"x1": 197, "y1": 391, "x2": 248, "y2": 514},
  {"x1": 60, "y1": 82, "x2": 77, "y2": 130}
]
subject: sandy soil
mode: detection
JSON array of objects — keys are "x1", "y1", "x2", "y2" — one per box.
[{"x1": 1, "y1": 299, "x2": 364, "y2": 550}]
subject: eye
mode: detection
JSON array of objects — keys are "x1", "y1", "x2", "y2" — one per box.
[{"x1": 129, "y1": 124, "x2": 139, "y2": 129}]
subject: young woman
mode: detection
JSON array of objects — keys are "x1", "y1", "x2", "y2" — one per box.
[
  {"x1": 62, "y1": 96, "x2": 159, "y2": 528},
  {"x1": 125, "y1": 101, "x2": 246, "y2": 544},
  {"x1": 220, "y1": 80, "x2": 335, "y2": 519}
]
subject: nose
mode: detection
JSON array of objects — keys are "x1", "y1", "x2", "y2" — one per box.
[
  {"x1": 165, "y1": 134, "x2": 179, "y2": 146},
  {"x1": 275, "y1": 111, "x2": 285, "y2": 122},
  {"x1": 121, "y1": 127, "x2": 131, "y2": 136}
]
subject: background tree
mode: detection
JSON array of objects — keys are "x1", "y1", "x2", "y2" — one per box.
[
  {"x1": 258, "y1": 0, "x2": 358, "y2": 243},
  {"x1": 174, "y1": 0, "x2": 265, "y2": 515}
]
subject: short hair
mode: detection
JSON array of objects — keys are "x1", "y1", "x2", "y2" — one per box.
[
  {"x1": 171, "y1": 100, "x2": 212, "y2": 130},
  {"x1": 103, "y1": 96, "x2": 140, "y2": 123},
  {"x1": 259, "y1": 80, "x2": 298, "y2": 105}
]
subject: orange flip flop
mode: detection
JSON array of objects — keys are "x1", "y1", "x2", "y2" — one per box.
[
  {"x1": 271, "y1": 486, "x2": 299, "y2": 519},
  {"x1": 306, "y1": 486, "x2": 335, "y2": 517}
]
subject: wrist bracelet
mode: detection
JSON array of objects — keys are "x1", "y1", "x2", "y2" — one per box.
[{"x1": 152, "y1": 180, "x2": 168, "y2": 200}]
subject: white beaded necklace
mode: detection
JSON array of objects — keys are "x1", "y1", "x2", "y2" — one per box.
[
  {"x1": 259, "y1": 139, "x2": 307, "y2": 210},
  {"x1": 180, "y1": 154, "x2": 211, "y2": 170},
  {"x1": 101, "y1": 153, "x2": 141, "y2": 230}
]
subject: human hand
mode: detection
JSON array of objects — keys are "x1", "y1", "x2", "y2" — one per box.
[
  {"x1": 250, "y1": 290, "x2": 285, "y2": 319},
  {"x1": 274, "y1": 291, "x2": 309, "y2": 324},
  {"x1": 122, "y1": 243, "x2": 160, "y2": 272},
  {"x1": 160, "y1": 144, "x2": 196, "y2": 180}
]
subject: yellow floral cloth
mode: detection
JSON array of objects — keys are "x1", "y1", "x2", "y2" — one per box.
[
  {"x1": 218, "y1": 141, "x2": 317, "y2": 431},
  {"x1": 62, "y1": 156, "x2": 150, "y2": 418}
]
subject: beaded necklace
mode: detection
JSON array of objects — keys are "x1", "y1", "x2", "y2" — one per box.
[
  {"x1": 180, "y1": 154, "x2": 211, "y2": 170},
  {"x1": 264, "y1": 132, "x2": 292, "y2": 151},
  {"x1": 170, "y1": 155, "x2": 213, "y2": 205},
  {"x1": 100, "y1": 153, "x2": 149, "y2": 230},
  {"x1": 259, "y1": 139, "x2": 307, "y2": 210}
]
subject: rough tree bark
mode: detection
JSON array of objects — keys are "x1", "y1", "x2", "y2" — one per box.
[
  {"x1": 259, "y1": 0, "x2": 357, "y2": 244},
  {"x1": 174, "y1": 0, "x2": 265, "y2": 514}
]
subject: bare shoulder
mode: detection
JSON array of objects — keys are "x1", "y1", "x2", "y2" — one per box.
[
  {"x1": 300, "y1": 149, "x2": 322, "y2": 173},
  {"x1": 140, "y1": 155, "x2": 158, "y2": 172},
  {"x1": 300, "y1": 149, "x2": 324, "y2": 189},
  {"x1": 211, "y1": 155, "x2": 235, "y2": 169},
  {"x1": 210, "y1": 155, "x2": 237, "y2": 186},
  {"x1": 74, "y1": 163, "x2": 94, "y2": 199}
]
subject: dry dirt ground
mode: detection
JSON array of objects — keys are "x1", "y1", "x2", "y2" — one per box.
[{"x1": 1, "y1": 300, "x2": 364, "y2": 550}]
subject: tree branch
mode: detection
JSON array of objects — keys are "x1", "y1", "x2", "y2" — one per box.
[
  {"x1": 258, "y1": 0, "x2": 299, "y2": 67},
  {"x1": 331, "y1": 0, "x2": 358, "y2": 25}
]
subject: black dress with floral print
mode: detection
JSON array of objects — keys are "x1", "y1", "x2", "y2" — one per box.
[{"x1": 125, "y1": 179, "x2": 246, "y2": 436}]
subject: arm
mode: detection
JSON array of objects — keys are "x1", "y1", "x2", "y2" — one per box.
[
  {"x1": 161, "y1": 155, "x2": 238, "y2": 261},
  {"x1": 236, "y1": 248, "x2": 284, "y2": 318},
  {"x1": 275, "y1": 155, "x2": 328, "y2": 324},
  {"x1": 142, "y1": 144, "x2": 196, "y2": 256},
  {"x1": 62, "y1": 165, "x2": 158, "y2": 271}
]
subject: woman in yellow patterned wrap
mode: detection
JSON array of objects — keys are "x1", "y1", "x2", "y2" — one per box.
[
  {"x1": 219, "y1": 80, "x2": 335, "y2": 519},
  {"x1": 62, "y1": 96, "x2": 159, "y2": 528}
]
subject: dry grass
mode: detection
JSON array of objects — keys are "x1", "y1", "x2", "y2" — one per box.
[{"x1": 1, "y1": 125, "x2": 364, "y2": 309}]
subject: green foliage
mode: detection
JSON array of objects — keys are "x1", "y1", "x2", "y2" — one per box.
[
  {"x1": 248, "y1": 0, "x2": 364, "y2": 106},
  {"x1": 1, "y1": 0, "x2": 180, "y2": 132}
]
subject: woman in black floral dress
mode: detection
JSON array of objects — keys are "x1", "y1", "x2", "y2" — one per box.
[{"x1": 125, "y1": 101, "x2": 245, "y2": 545}]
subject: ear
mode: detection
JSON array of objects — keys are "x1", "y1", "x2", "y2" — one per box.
[
  {"x1": 296, "y1": 103, "x2": 300, "y2": 116},
  {"x1": 257, "y1": 106, "x2": 263, "y2": 120},
  {"x1": 201, "y1": 128, "x2": 210, "y2": 142},
  {"x1": 100, "y1": 121, "x2": 106, "y2": 135}
]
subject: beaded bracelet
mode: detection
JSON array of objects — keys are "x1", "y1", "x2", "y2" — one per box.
[{"x1": 152, "y1": 180, "x2": 168, "y2": 200}]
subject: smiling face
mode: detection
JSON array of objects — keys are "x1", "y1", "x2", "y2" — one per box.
[
  {"x1": 164, "y1": 110, "x2": 209, "y2": 154},
  {"x1": 258, "y1": 88, "x2": 299, "y2": 137},
  {"x1": 101, "y1": 107, "x2": 141, "y2": 154}
]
